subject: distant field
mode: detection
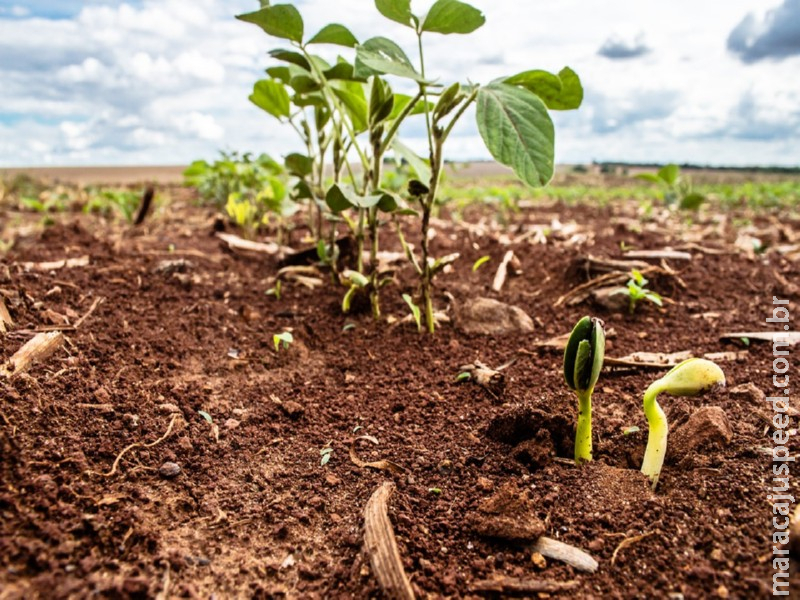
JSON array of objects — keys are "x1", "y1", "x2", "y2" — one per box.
[{"x1": 2, "y1": 162, "x2": 797, "y2": 187}]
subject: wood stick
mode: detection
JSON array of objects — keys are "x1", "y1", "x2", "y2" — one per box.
[
  {"x1": 1, "y1": 331, "x2": 64, "y2": 378},
  {"x1": 20, "y1": 256, "x2": 90, "y2": 272},
  {"x1": 0, "y1": 296, "x2": 12, "y2": 333},
  {"x1": 363, "y1": 482, "x2": 415, "y2": 600},
  {"x1": 492, "y1": 250, "x2": 514, "y2": 293},
  {"x1": 470, "y1": 577, "x2": 579, "y2": 595}
]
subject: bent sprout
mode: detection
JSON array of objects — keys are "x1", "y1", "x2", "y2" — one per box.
[
  {"x1": 641, "y1": 358, "x2": 726, "y2": 486},
  {"x1": 563, "y1": 316, "x2": 606, "y2": 464}
]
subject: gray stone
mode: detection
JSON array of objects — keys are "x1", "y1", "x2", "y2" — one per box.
[{"x1": 456, "y1": 297, "x2": 534, "y2": 336}]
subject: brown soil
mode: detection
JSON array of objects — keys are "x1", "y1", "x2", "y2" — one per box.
[{"x1": 1, "y1": 187, "x2": 799, "y2": 599}]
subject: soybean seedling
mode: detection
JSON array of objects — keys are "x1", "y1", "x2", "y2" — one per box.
[
  {"x1": 641, "y1": 358, "x2": 725, "y2": 489},
  {"x1": 620, "y1": 269, "x2": 663, "y2": 314},
  {"x1": 273, "y1": 331, "x2": 294, "y2": 352},
  {"x1": 563, "y1": 316, "x2": 606, "y2": 464}
]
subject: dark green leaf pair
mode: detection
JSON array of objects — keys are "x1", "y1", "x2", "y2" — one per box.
[
  {"x1": 375, "y1": 0, "x2": 485, "y2": 34},
  {"x1": 563, "y1": 316, "x2": 605, "y2": 394},
  {"x1": 325, "y1": 184, "x2": 398, "y2": 213},
  {"x1": 237, "y1": 4, "x2": 358, "y2": 47}
]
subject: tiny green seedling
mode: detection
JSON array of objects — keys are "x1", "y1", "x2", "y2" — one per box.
[
  {"x1": 320, "y1": 444, "x2": 334, "y2": 466},
  {"x1": 641, "y1": 358, "x2": 725, "y2": 488},
  {"x1": 198, "y1": 410, "x2": 213, "y2": 423},
  {"x1": 472, "y1": 255, "x2": 491, "y2": 272},
  {"x1": 266, "y1": 280, "x2": 282, "y2": 300},
  {"x1": 455, "y1": 372, "x2": 471, "y2": 383},
  {"x1": 402, "y1": 293, "x2": 422, "y2": 332},
  {"x1": 636, "y1": 164, "x2": 706, "y2": 210},
  {"x1": 273, "y1": 331, "x2": 294, "y2": 351},
  {"x1": 563, "y1": 316, "x2": 606, "y2": 464},
  {"x1": 620, "y1": 269, "x2": 663, "y2": 314}
]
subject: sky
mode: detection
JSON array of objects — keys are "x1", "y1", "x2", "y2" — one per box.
[{"x1": 0, "y1": 0, "x2": 799, "y2": 167}]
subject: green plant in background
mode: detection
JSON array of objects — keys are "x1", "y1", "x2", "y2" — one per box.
[
  {"x1": 237, "y1": 0, "x2": 582, "y2": 331},
  {"x1": 363, "y1": 0, "x2": 583, "y2": 332},
  {"x1": 401, "y1": 293, "x2": 422, "y2": 332},
  {"x1": 614, "y1": 269, "x2": 663, "y2": 314},
  {"x1": 641, "y1": 358, "x2": 725, "y2": 488},
  {"x1": 563, "y1": 316, "x2": 606, "y2": 464},
  {"x1": 84, "y1": 188, "x2": 143, "y2": 223},
  {"x1": 273, "y1": 331, "x2": 294, "y2": 351},
  {"x1": 637, "y1": 164, "x2": 706, "y2": 210}
]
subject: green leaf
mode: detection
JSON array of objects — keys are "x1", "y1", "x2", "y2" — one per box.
[
  {"x1": 563, "y1": 316, "x2": 592, "y2": 390},
  {"x1": 388, "y1": 94, "x2": 434, "y2": 120},
  {"x1": 635, "y1": 173, "x2": 662, "y2": 184},
  {"x1": 273, "y1": 331, "x2": 294, "y2": 351},
  {"x1": 455, "y1": 372, "x2": 471, "y2": 382},
  {"x1": 377, "y1": 191, "x2": 399, "y2": 212},
  {"x1": 265, "y1": 66, "x2": 292, "y2": 83},
  {"x1": 391, "y1": 138, "x2": 431, "y2": 185},
  {"x1": 308, "y1": 23, "x2": 358, "y2": 47},
  {"x1": 285, "y1": 153, "x2": 313, "y2": 177},
  {"x1": 269, "y1": 49, "x2": 311, "y2": 71},
  {"x1": 573, "y1": 339, "x2": 592, "y2": 392},
  {"x1": 421, "y1": 0, "x2": 485, "y2": 34},
  {"x1": 472, "y1": 255, "x2": 490, "y2": 271},
  {"x1": 331, "y1": 85, "x2": 368, "y2": 133},
  {"x1": 658, "y1": 164, "x2": 680, "y2": 185},
  {"x1": 236, "y1": 4, "x2": 304, "y2": 43},
  {"x1": 375, "y1": 0, "x2": 415, "y2": 27},
  {"x1": 198, "y1": 410, "x2": 213, "y2": 423},
  {"x1": 505, "y1": 67, "x2": 583, "y2": 110},
  {"x1": 679, "y1": 192, "x2": 705, "y2": 210},
  {"x1": 289, "y1": 74, "x2": 320, "y2": 94},
  {"x1": 402, "y1": 294, "x2": 422, "y2": 332},
  {"x1": 476, "y1": 83, "x2": 555, "y2": 187},
  {"x1": 324, "y1": 61, "x2": 363, "y2": 81},
  {"x1": 250, "y1": 79, "x2": 290, "y2": 119},
  {"x1": 326, "y1": 184, "x2": 386, "y2": 212},
  {"x1": 355, "y1": 37, "x2": 427, "y2": 83},
  {"x1": 342, "y1": 285, "x2": 358, "y2": 313},
  {"x1": 434, "y1": 82, "x2": 462, "y2": 121},
  {"x1": 343, "y1": 270, "x2": 369, "y2": 287}
]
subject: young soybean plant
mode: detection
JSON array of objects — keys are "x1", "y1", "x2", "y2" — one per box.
[
  {"x1": 563, "y1": 316, "x2": 606, "y2": 464},
  {"x1": 641, "y1": 358, "x2": 725, "y2": 489},
  {"x1": 364, "y1": 0, "x2": 583, "y2": 332}
]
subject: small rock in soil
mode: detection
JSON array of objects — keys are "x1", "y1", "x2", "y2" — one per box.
[
  {"x1": 530, "y1": 552, "x2": 547, "y2": 569},
  {"x1": 159, "y1": 462, "x2": 181, "y2": 478},
  {"x1": 224, "y1": 418, "x2": 240, "y2": 429},
  {"x1": 727, "y1": 382, "x2": 764, "y2": 404},
  {"x1": 154, "y1": 259, "x2": 194, "y2": 275},
  {"x1": 122, "y1": 413, "x2": 140, "y2": 428},
  {"x1": 669, "y1": 406, "x2": 733, "y2": 462},
  {"x1": 470, "y1": 482, "x2": 546, "y2": 542},
  {"x1": 281, "y1": 401, "x2": 305, "y2": 419},
  {"x1": 477, "y1": 477, "x2": 493, "y2": 492},
  {"x1": 591, "y1": 286, "x2": 629, "y2": 312},
  {"x1": 157, "y1": 403, "x2": 181, "y2": 414},
  {"x1": 455, "y1": 297, "x2": 535, "y2": 336}
]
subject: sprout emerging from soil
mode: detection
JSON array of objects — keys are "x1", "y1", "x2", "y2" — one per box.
[
  {"x1": 641, "y1": 358, "x2": 726, "y2": 485},
  {"x1": 563, "y1": 316, "x2": 606, "y2": 464}
]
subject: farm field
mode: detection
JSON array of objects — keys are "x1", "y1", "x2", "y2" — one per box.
[{"x1": 1, "y1": 167, "x2": 799, "y2": 598}]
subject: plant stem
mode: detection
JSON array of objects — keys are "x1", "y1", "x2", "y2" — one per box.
[
  {"x1": 641, "y1": 380, "x2": 668, "y2": 485},
  {"x1": 356, "y1": 208, "x2": 365, "y2": 273},
  {"x1": 574, "y1": 390, "x2": 593, "y2": 464},
  {"x1": 368, "y1": 146, "x2": 382, "y2": 319}
]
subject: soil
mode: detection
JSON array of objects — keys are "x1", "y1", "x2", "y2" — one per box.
[{"x1": 1, "y1": 184, "x2": 800, "y2": 599}]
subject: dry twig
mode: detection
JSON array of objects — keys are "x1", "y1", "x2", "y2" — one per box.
[
  {"x1": 363, "y1": 482, "x2": 415, "y2": 600},
  {"x1": 611, "y1": 530, "x2": 657, "y2": 565},
  {"x1": 87, "y1": 414, "x2": 179, "y2": 478}
]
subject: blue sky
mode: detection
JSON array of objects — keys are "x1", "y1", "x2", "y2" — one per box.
[{"x1": 0, "y1": 0, "x2": 798, "y2": 167}]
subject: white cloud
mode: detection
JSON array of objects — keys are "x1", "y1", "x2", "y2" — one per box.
[{"x1": 0, "y1": 0, "x2": 798, "y2": 168}]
